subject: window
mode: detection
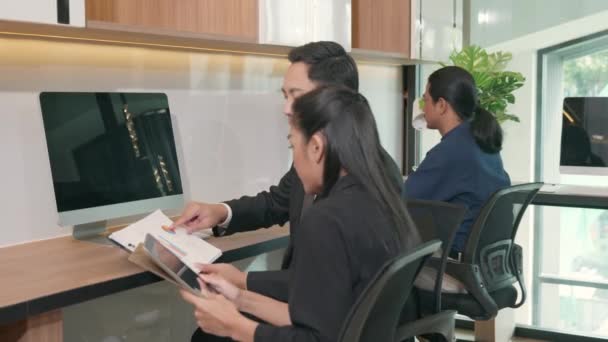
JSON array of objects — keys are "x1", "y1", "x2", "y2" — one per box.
[{"x1": 536, "y1": 30, "x2": 608, "y2": 337}]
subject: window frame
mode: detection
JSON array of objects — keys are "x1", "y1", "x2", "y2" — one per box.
[{"x1": 534, "y1": 28, "x2": 608, "y2": 329}]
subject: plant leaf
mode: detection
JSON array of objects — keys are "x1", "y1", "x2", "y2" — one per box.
[{"x1": 446, "y1": 45, "x2": 525, "y2": 126}]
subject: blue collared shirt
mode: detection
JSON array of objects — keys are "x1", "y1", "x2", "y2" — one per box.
[{"x1": 403, "y1": 121, "x2": 511, "y2": 252}]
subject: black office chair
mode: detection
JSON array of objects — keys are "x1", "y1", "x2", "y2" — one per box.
[
  {"x1": 338, "y1": 240, "x2": 456, "y2": 342},
  {"x1": 405, "y1": 199, "x2": 468, "y2": 313},
  {"x1": 337, "y1": 240, "x2": 455, "y2": 342},
  {"x1": 418, "y1": 182, "x2": 543, "y2": 320}
]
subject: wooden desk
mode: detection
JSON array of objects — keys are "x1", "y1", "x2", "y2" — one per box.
[
  {"x1": 532, "y1": 184, "x2": 608, "y2": 209},
  {"x1": 0, "y1": 226, "x2": 289, "y2": 341}
]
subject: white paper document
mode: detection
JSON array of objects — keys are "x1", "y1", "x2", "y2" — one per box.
[{"x1": 109, "y1": 210, "x2": 221, "y2": 271}]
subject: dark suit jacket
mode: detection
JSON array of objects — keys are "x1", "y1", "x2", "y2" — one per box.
[{"x1": 216, "y1": 147, "x2": 402, "y2": 301}]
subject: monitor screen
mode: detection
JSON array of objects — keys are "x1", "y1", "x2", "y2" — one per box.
[
  {"x1": 40, "y1": 92, "x2": 184, "y2": 225},
  {"x1": 560, "y1": 97, "x2": 608, "y2": 175}
]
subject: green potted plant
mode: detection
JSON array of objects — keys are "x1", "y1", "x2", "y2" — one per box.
[{"x1": 442, "y1": 45, "x2": 526, "y2": 124}]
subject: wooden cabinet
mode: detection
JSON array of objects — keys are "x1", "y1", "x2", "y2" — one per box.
[
  {"x1": 352, "y1": 0, "x2": 463, "y2": 62},
  {"x1": 0, "y1": 0, "x2": 84, "y2": 27},
  {"x1": 86, "y1": 0, "x2": 351, "y2": 49},
  {"x1": 352, "y1": 0, "x2": 411, "y2": 55},
  {"x1": 0, "y1": 0, "x2": 461, "y2": 64},
  {"x1": 86, "y1": 0, "x2": 259, "y2": 42}
]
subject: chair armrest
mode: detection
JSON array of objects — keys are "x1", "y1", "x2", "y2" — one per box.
[
  {"x1": 395, "y1": 310, "x2": 456, "y2": 342},
  {"x1": 443, "y1": 261, "x2": 499, "y2": 318},
  {"x1": 425, "y1": 254, "x2": 450, "y2": 313},
  {"x1": 424, "y1": 258, "x2": 500, "y2": 318},
  {"x1": 510, "y1": 243, "x2": 526, "y2": 308}
]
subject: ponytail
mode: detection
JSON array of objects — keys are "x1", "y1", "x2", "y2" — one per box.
[
  {"x1": 471, "y1": 106, "x2": 503, "y2": 154},
  {"x1": 427, "y1": 66, "x2": 504, "y2": 154}
]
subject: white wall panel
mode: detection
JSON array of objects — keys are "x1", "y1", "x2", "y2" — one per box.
[{"x1": 259, "y1": 0, "x2": 351, "y2": 50}]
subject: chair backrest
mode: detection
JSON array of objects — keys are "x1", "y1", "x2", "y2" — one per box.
[
  {"x1": 405, "y1": 199, "x2": 467, "y2": 312},
  {"x1": 338, "y1": 240, "x2": 442, "y2": 342},
  {"x1": 405, "y1": 199, "x2": 467, "y2": 253},
  {"x1": 463, "y1": 182, "x2": 543, "y2": 291}
]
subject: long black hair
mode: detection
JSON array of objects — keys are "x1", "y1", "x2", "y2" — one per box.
[
  {"x1": 428, "y1": 66, "x2": 503, "y2": 153},
  {"x1": 292, "y1": 86, "x2": 419, "y2": 249}
]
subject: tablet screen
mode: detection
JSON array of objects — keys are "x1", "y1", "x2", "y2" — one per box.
[{"x1": 144, "y1": 234, "x2": 200, "y2": 291}]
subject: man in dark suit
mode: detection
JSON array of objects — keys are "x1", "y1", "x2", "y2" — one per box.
[{"x1": 172, "y1": 41, "x2": 402, "y2": 303}]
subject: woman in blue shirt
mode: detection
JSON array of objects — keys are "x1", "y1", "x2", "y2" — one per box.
[{"x1": 404, "y1": 66, "x2": 511, "y2": 253}]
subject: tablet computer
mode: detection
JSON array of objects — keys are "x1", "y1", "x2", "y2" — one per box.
[{"x1": 143, "y1": 233, "x2": 201, "y2": 294}]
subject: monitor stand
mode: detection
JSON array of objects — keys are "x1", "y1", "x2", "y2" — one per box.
[{"x1": 72, "y1": 221, "x2": 115, "y2": 246}]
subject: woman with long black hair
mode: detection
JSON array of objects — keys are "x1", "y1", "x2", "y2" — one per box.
[
  {"x1": 404, "y1": 66, "x2": 511, "y2": 255},
  {"x1": 181, "y1": 86, "x2": 421, "y2": 342}
]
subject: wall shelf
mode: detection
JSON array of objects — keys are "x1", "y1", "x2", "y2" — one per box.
[{"x1": 0, "y1": 19, "x2": 424, "y2": 66}]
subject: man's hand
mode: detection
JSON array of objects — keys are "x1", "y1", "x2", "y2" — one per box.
[
  {"x1": 197, "y1": 263, "x2": 247, "y2": 290},
  {"x1": 170, "y1": 202, "x2": 228, "y2": 233}
]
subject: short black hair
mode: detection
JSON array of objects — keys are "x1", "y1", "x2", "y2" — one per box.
[{"x1": 288, "y1": 41, "x2": 359, "y2": 91}]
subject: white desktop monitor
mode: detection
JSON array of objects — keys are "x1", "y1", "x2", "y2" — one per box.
[
  {"x1": 39, "y1": 92, "x2": 184, "y2": 226},
  {"x1": 560, "y1": 97, "x2": 608, "y2": 176}
]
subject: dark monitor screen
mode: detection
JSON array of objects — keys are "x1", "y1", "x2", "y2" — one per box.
[
  {"x1": 39, "y1": 92, "x2": 183, "y2": 223},
  {"x1": 560, "y1": 97, "x2": 608, "y2": 172}
]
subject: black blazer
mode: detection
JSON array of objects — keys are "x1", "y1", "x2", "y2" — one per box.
[
  {"x1": 217, "y1": 147, "x2": 402, "y2": 300},
  {"x1": 254, "y1": 174, "x2": 405, "y2": 341}
]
